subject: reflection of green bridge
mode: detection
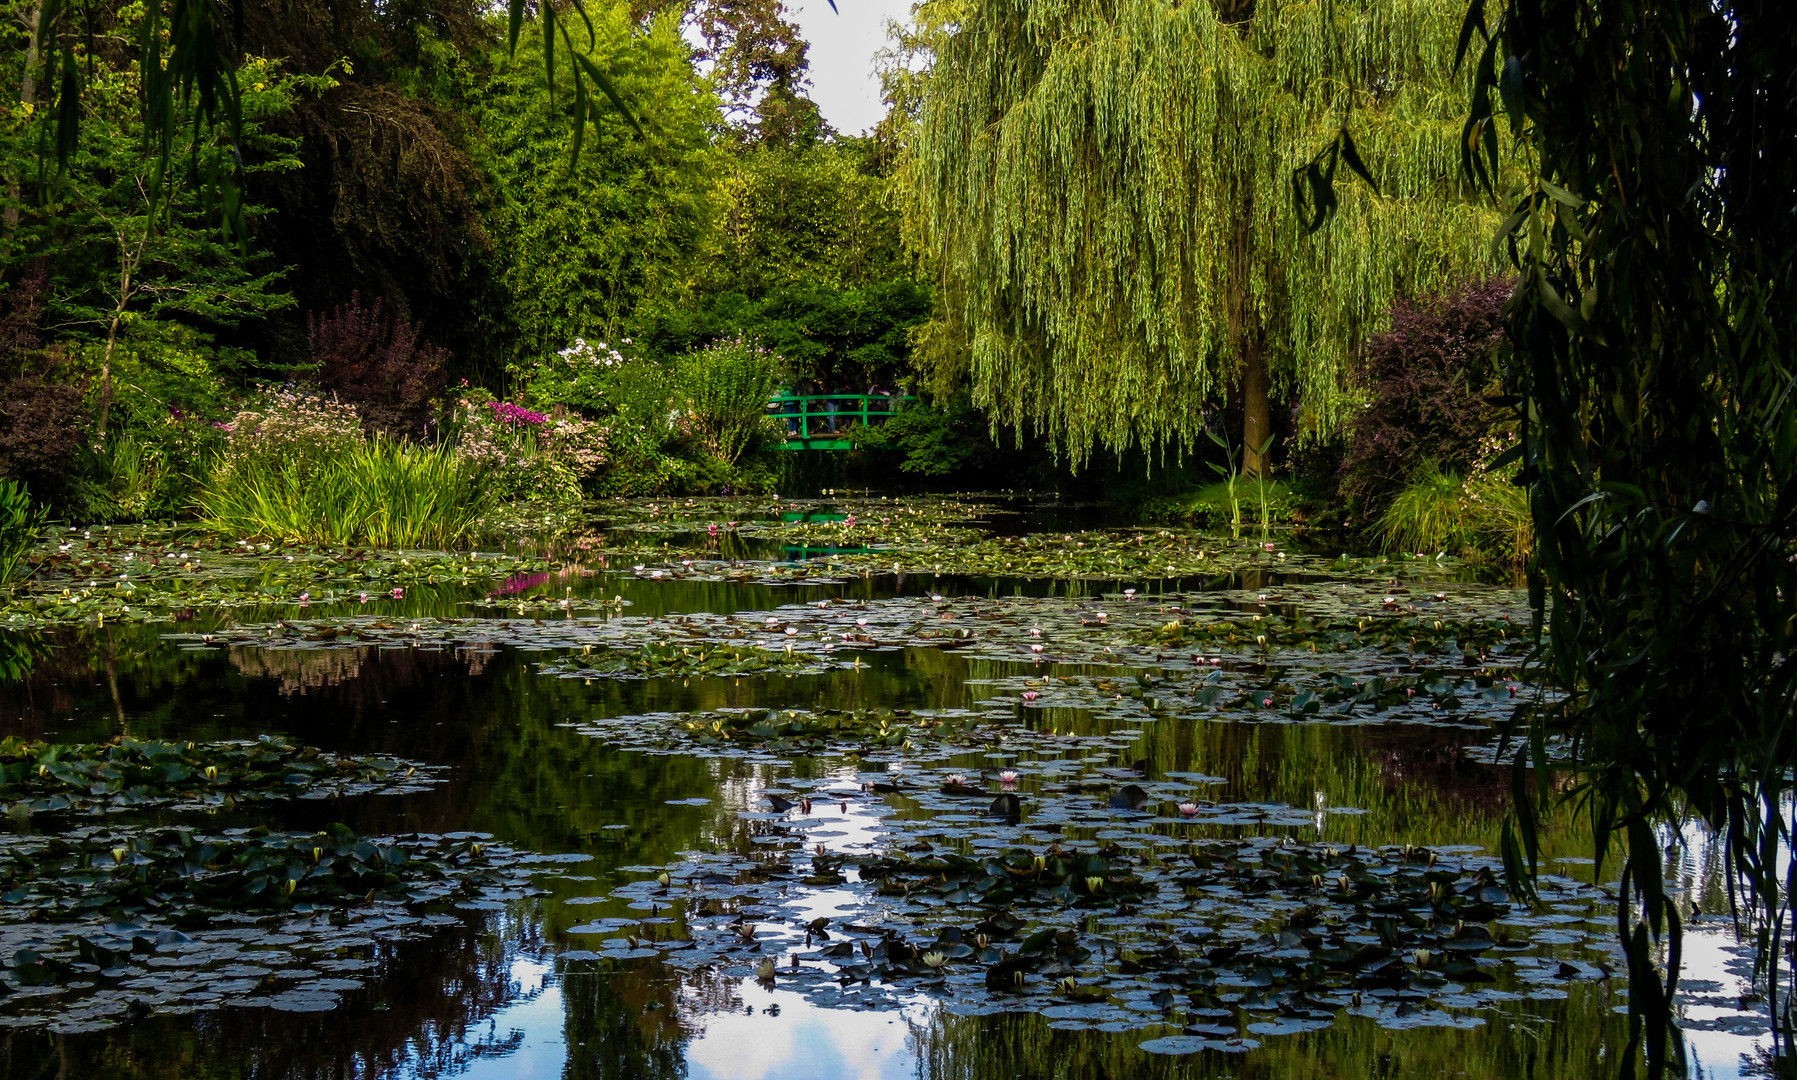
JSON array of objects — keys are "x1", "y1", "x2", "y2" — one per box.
[{"x1": 767, "y1": 393, "x2": 916, "y2": 450}]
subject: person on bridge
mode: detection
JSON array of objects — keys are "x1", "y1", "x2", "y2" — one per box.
[{"x1": 866, "y1": 382, "x2": 893, "y2": 424}]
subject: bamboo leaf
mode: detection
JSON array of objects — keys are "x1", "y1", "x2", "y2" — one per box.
[{"x1": 573, "y1": 53, "x2": 644, "y2": 137}]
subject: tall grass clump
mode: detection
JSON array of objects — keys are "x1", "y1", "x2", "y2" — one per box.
[
  {"x1": 674, "y1": 338, "x2": 782, "y2": 466},
  {"x1": 1378, "y1": 461, "x2": 1468, "y2": 554},
  {"x1": 1379, "y1": 458, "x2": 1532, "y2": 566},
  {"x1": 198, "y1": 439, "x2": 493, "y2": 547},
  {"x1": 0, "y1": 480, "x2": 45, "y2": 583},
  {"x1": 197, "y1": 389, "x2": 494, "y2": 547}
]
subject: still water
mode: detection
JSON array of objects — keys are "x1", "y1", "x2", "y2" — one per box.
[{"x1": 0, "y1": 508, "x2": 1774, "y2": 1080}]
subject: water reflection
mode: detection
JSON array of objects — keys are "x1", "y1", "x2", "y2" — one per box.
[{"x1": 0, "y1": 598, "x2": 1768, "y2": 1078}]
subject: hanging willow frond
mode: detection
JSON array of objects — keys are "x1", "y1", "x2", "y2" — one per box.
[{"x1": 900, "y1": 0, "x2": 1510, "y2": 467}]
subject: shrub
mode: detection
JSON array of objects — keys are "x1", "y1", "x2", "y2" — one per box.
[
  {"x1": 308, "y1": 293, "x2": 450, "y2": 439},
  {"x1": 0, "y1": 266, "x2": 90, "y2": 506},
  {"x1": 195, "y1": 437, "x2": 493, "y2": 548},
  {"x1": 1340, "y1": 278, "x2": 1512, "y2": 523},
  {"x1": 673, "y1": 338, "x2": 782, "y2": 466},
  {"x1": 848, "y1": 397, "x2": 991, "y2": 477},
  {"x1": 0, "y1": 480, "x2": 45, "y2": 583},
  {"x1": 519, "y1": 337, "x2": 632, "y2": 416},
  {"x1": 214, "y1": 388, "x2": 364, "y2": 482},
  {"x1": 0, "y1": 376, "x2": 90, "y2": 504},
  {"x1": 450, "y1": 397, "x2": 607, "y2": 504}
]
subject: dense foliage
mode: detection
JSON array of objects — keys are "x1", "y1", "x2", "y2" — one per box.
[
  {"x1": 1457, "y1": 0, "x2": 1797, "y2": 1074},
  {"x1": 902, "y1": 0, "x2": 1505, "y2": 472},
  {"x1": 1339, "y1": 278, "x2": 1510, "y2": 518}
]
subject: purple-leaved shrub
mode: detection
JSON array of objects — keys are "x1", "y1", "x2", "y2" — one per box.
[
  {"x1": 0, "y1": 265, "x2": 88, "y2": 504},
  {"x1": 308, "y1": 293, "x2": 450, "y2": 439},
  {"x1": 1339, "y1": 277, "x2": 1513, "y2": 525}
]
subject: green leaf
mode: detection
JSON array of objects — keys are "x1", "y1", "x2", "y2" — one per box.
[
  {"x1": 1338, "y1": 126, "x2": 1379, "y2": 195},
  {"x1": 573, "y1": 53, "x2": 644, "y2": 137},
  {"x1": 1452, "y1": 0, "x2": 1487, "y2": 71}
]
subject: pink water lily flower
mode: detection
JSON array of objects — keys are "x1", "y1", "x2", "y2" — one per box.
[
  {"x1": 1178, "y1": 802, "x2": 1201, "y2": 818},
  {"x1": 1021, "y1": 691, "x2": 1039, "y2": 702},
  {"x1": 391, "y1": 587, "x2": 404, "y2": 599},
  {"x1": 999, "y1": 770, "x2": 1020, "y2": 788}
]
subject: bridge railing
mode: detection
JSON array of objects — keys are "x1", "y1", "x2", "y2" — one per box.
[{"x1": 766, "y1": 393, "x2": 916, "y2": 443}]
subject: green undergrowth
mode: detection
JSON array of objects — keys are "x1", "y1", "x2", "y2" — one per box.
[
  {"x1": 1135, "y1": 480, "x2": 1315, "y2": 535},
  {"x1": 194, "y1": 438, "x2": 495, "y2": 548}
]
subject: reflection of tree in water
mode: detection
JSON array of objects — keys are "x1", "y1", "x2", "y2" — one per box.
[
  {"x1": 562, "y1": 959, "x2": 703, "y2": 1080},
  {"x1": 0, "y1": 913, "x2": 537, "y2": 1080},
  {"x1": 1361, "y1": 729, "x2": 1508, "y2": 812},
  {"x1": 907, "y1": 986, "x2": 1624, "y2": 1080},
  {"x1": 229, "y1": 645, "x2": 378, "y2": 695}
]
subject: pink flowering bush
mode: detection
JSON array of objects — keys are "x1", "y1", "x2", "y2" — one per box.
[
  {"x1": 214, "y1": 388, "x2": 364, "y2": 480},
  {"x1": 490, "y1": 401, "x2": 548, "y2": 426},
  {"x1": 451, "y1": 396, "x2": 606, "y2": 504}
]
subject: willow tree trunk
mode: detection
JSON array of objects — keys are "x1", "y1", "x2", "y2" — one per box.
[
  {"x1": 1240, "y1": 340, "x2": 1271, "y2": 479},
  {"x1": 1230, "y1": 209, "x2": 1272, "y2": 480}
]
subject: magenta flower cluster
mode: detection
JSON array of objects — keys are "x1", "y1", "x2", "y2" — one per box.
[{"x1": 489, "y1": 401, "x2": 548, "y2": 426}]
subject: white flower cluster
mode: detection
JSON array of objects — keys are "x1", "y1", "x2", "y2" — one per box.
[
  {"x1": 556, "y1": 338, "x2": 627, "y2": 368},
  {"x1": 217, "y1": 388, "x2": 363, "y2": 475}
]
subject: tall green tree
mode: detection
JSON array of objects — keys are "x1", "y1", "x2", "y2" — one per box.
[
  {"x1": 1455, "y1": 0, "x2": 1797, "y2": 1074},
  {"x1": 902, "y1": 0, "x2": 1503, "y2": 475},
  {"x1": 0, "y1": 14, "x2": 307, "y2": 429},
  {"x1": 41, "y1": 55, "x2": 308, "y2": 431},
  {"x1": 473, "y1": 7, "x2": 724, "y2": 368},
  {"x1": 703, "y1": 137, "x2": 905, "y2": 296},
  {"x1": 630, "y1": 0, "x2": 829, "y2": 147}
]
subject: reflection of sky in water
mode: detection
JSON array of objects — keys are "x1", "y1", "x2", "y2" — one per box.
[
  {"x1": 451, "y1": 959, "x2": 570, "y2": 1080},
  {"x1": 686, "y1": 985, "x2": 927, "y2": 1080},
  {"x1": 1660, "y1": 807, "x2": 1792, "y2": 1080}
]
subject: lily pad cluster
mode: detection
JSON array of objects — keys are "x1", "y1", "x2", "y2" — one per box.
[
  {"x1": 542, "y1": 642, "x2": 850, "y2": 680},
  {"x1": 0, "y1": 823, "x2": 568, "y2": 1032},
  {"x1": 593, "y1": 817, "x2": 1616, "y2": 1049},
  {"x1": 558, "y1": 706, "x2": 1143, "y2": 761},
  {"x1": 0, "y1": 735, "x2": 440, "y2": 817},
  {"x1": 2, "y1": 524, "x2": 558, "y2": 630},
  {"x1": 171, "y1": 586, "x2": 1529, "y2": 674}
]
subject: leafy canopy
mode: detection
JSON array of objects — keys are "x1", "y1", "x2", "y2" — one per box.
[{"x1": 901, "y1": 0, "x2": 1505, "y2": 466}]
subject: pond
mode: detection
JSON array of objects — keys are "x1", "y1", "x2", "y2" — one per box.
[{"x1": 0, "y1": 497, "x2": 1774, "y2": 1079}]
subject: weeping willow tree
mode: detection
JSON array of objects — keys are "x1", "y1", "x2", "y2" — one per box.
[{"x1": 901, "y1": 0, "x2": 1507, "y2": 472}]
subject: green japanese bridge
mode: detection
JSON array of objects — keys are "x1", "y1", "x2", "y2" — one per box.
[{"x1": 767, "y1": 393, "x2": 916, "y2": 450}]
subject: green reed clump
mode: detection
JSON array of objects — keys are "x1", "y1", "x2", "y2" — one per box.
[
  {"x1": 1379, "y1": 461, "x2": 1531, "y2": 566},
  {"x1": 196, "y1": 437, "x2": 493, "y2": 547},
  {"x1": 0, "y1": 480, "x2": 44, "y2": 582},
  {"x1": 1379, "y1": 461, "x2": 1468, "y2": 553}
]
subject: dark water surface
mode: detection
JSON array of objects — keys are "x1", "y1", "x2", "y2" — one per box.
[{"x1": 0, "y1": 530, "x2": 1768, "y2": 1080}]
